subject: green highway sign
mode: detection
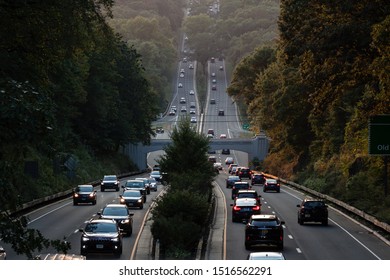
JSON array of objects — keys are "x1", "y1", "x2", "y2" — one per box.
[{"x1": 369, "y1": 115, "x2": 390, "y2": 156}]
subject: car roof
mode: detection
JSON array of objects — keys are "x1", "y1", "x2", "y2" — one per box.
[
  {"x1": 104, "y1": 203, "x2": 127, "y2": 208},
  {"x1": 235, "y1": 198, "x2": 257, "y2": 206},
  {"x1": 266, "y1": 178, "x2": 277, "y2": 182},
  {"x1": 234, "y1": 181, "x2": 249, "y2": 185},
  {"x1": 126, "y1": 179, "x2": 143, "y2": 182},
  {"x1": 228, "y1": 175, "x2": 240, "y2": 179},
  {"x1": 237, "y1": 189, "x2": 257, "y2": 194},
  {"x1": 251, "y1": 214, "x2": 277, "y2": 220},
  {"x1": 248, "y1": 252, "x2": 285, "y2": 260},
  {"x1": 89, "y1": 219, "x2": 116, "y2": 224}
]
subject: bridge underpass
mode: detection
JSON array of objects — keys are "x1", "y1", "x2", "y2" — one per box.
[{"x1": 123, "y1": 134, "x2": 270, "y2": 170}]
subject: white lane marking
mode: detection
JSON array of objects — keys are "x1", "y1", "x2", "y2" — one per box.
[
  {"x1": 27, "y1": 202, "x2": 72, "y2": 224},
  {"x1": 296, "y1": 248, "x2": 302, "y2": 254},
  {"x1": 288, "y1": 235, "x2": 293, "y2": 239}
]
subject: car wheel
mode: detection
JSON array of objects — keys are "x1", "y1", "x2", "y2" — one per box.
[
  {"x1": 93, "y1": 200, "x2": 96, "y2": 205},
  {"x1": 116, "y1": 187, "x2": 119, "y2": 192},
  {"x1": 277, "y1": 242, "x2": 284, "y2": 250},
  {"x1": 263, "y1": 188, "x2": 267, "y2": 192},
  {"x1": 80, "y1": 249, "x2": 87, "y2": 256},
  {"x1": 298, "y1": 217, "x2": 304, "y2": 225},
  {"x1": 140, "y1": 204, "x2": 143, "y2": 210},
  {"x1": 322, "y1": 219, "x2": 328, "y2": 226},
  {"x1": 73, "y1": 201, "x2": 77, "y2": 206}
]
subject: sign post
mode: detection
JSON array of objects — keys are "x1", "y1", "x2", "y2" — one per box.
[{"x1": 369, "y1": 115, "x2": 390, "y2": 196}]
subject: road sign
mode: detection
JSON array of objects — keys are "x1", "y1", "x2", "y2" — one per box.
[{"x1": 369, "y1": 115, "x2": 390, "y2": 155}]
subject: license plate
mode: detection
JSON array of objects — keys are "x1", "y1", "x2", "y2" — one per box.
[
  {"x1": 305, "y1": 214, "x2": 311, "y2": 217},
  {"x1": 96, "y1": 244, "x2": 104, "y2": 249},
  {"x1": 128, "y1": 203, "x2": 134, "y2": 206},
  {"x1": 260, "y1": 230, "x2": 268, "y2": 235}
]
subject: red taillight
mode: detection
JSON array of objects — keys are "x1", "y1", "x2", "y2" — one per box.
[
  {"x1": 252, "y1": 205, "x2": 260, "y2": 211},
  {"x1": 233, "y1": 206, "x2": 241, "y2": 211}
]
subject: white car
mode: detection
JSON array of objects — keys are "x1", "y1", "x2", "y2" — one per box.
[
  {"x1": 189, "y1": 90, "x2": 195, "y2": 95},
  {"x1": 225, "y1": 157, "x2": 234, "y2": 165},
  {"x1": 220, "y1": 134, "x2": 227, "y2": 138},
  {"x1": 190, "y1": 116, "x2": 197, "y2": 123},
  {"x1": 247, "y1": 252, "x2": 285, "y2": 260},
  {"x1": 0, "y1": 246, "x2": 6, "y2": 260}
]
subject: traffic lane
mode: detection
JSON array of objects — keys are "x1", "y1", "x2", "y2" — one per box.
[
  {"x1": 260, "y1": 185, "x2": 389, "y2": 259},
  {"x1": 6, "y1": 175, "x2": 162, "y2": 260},
  {"x1": 214, "y1": 175, "x2": 303, "y2": 260}
]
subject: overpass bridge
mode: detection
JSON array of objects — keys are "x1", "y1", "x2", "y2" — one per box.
[{"x1": 123, "y1": 134, "x2": 270, "y2": 170}]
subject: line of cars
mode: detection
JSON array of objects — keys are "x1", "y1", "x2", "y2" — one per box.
[{"x1": 73, "y1": 171, "x2": 163, "y2": 257}]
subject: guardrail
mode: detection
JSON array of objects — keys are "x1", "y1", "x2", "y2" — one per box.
[{"x1": 263, "y1": 173, "x2": 390, "y2": 235}]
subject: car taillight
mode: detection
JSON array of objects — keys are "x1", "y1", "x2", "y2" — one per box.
[
  {"x1": 233, "y1": 206, "x2": 241, "y2": 211},
  {"x1": 252, "y1": 205, "x2": 260, "y2": 211}
]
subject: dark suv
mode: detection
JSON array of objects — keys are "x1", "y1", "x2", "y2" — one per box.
[
  {"x1": 235, "y1": 189, "x2": 261, "y2": 204},
  {"x1": 79, "y1": 219, "x2": 123, "y2": 257},
  {"x1": 263, "y1": 179, "x2": 280, "y2": 192},
  {"x1": 73, "y1": 185, "x2": 97, "y2": 205},
  {"x1": 100, "y1": 175, "x2": 120, "y2": 192},
  {"x1": 238, "y1": 168, "x2": 252, "y2": 179},
  {"x1": 297, "y1": 199, "x2": 328, "y2": 225},
  {"x1": 98, "y1": 204, "x2": 134, "y2": 236},
  {"x1": 231, "y1": 181, "x2": 251, "y2": 199},
  {"x1": 245, "y1": 214, "x2": 284, "y2": 250},
  {"x1": 251, "y1": 173, "x2": 266, "y2": 185}
]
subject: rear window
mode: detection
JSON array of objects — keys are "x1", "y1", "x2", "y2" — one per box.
[
  {"x1": 251, "y1": 219, "x2": 278, "y2": 227},
  {"x1": 304, "y1": 201, "x2": 325, "y2": 208}
]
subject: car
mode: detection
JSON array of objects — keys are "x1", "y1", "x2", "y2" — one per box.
[
  {"x1": 79, "y1": 219, "x2": 123, "y2": 256},
  {"x1": 155, "y1": 126, "x2": 164, "y2": 133},
  {"x1": 123, "y1": 180, "x2": 147, "y2": 202},
  {"x1": 207, "y1": 128, "x2": 215, "y2": 136},
  {"x1": 247, "y1": 252, "x2": 285, "y2": 260},
  {"x1": 210, "y1": 57, "x2": 215, "y2": 63},
  {"x1": 183, "y1": 57, "x2": 187, "y2": 63},
  {"x1": 168, "y1": 110, "x2": 176, "y2": 116},
  {"x1": 190, "y1": 109, "x2": 196, "y2": 114},
  {"x1": 211, "y1": 85, "x2": 217, "y2": 91},
  {"x1": 252, "y1": 173, "x2": 266, "y2": 185},
  {"x1": 297, "y1": 199, "x2": 328, "y2": 225},
  {"x1": 263, "y1": 178, "x2": 280, "y2": 192},
  {"x1": 219, "y1": 134, "x2": 227, "y2": 139},
  {"x1": 234, "y1": 166, "x2": 244, "y2": 176},
  {"x1": 180, "y1": 68, "x2": 185, "y2": 73},
  {"x1": 180, "y1": 106, "x2": 187, "y2": 112},
  {"x1": 120, "y1": 190, "x2": 144, "y2": 209},
  {"x1": 97, "y1": 204, "x2": 134, "y2": 236},
  {"x1": 219, "y1": 65, "x2": 224, "y2": 71},
  {"x1": 152, "y1": 164, "x2": 161, "y2": 171},
  {"x1": 0, "y1": 246, "x2": 6, "y2": 260},
  {"x1": 189, "y1": 89, "x2": 195, "y2": 95},
  {"x1": 228, "y1": 163, "x2": 238, "y2": 173},
  {"x1": 207, "y1": 133, "x2": 214, "y2": 139},
  {"x1": 150, "y1": 170, "x2": 162, "y2": 182},
  {"x1": 232, "y1": 181, "x2": 251, "y2": 199},
  {"x1": 208, "y1": 148, "x2": 216, "y2": 154},
  {"x1": 178, "y1": 83, "x2": 183, "y2": 88},
  {"x1": 222, "y1": 148, "x2": 230, "y2": 155},
  {"x1": 179, "y1": 73, "x2": 184, "y2": 78},
  {"x1": 213, "y1": 162, "x2": 223, "y2": 170},
  {"x1": 244, "y1": 214, "x2": 285, "y2": 250},
  {"x1": 211, "y1": 72, "x2": 216, "y2": 77},
  {"x1": 135, "y1": 177, "x2": 152, "y2": 194},
  {"x1": 238, "y1": 167, "x2": 252, "y2": 179},
  {"x1": 235, "y1": 189, "x2": 261, "y2": 204},
  {"x1": 225, "y1": 157, "x2": 234, "y2": 165},
  {"x1": 171, "y1": 105, "x2": 177, "y2": 112},
  {"x1": 180, "y1": 97, "x2": 186, "y2": 104},
  {"x1": 148, "y1": 177, "x2": 158, "y2": 191},
  {"x1": 190, "y1": 102, "x2": 196, "y2": 108},
  {"x1": 218, "y1": 109, "x2": 224, "y2": 116},
  {"x1": 73, "y1": 184, "x2": 97, "y2": 205},
  {"x1": 100, "y1": 175, "x2": 120, "y2": 192},
  {"x1": 231, "y1": 198, "x2": 261, "y2": 222},
  {"x1": 212, "y1": 78, "x2": 217, "y2": 84},
  {"x1": 208, "y1": 155, "x2": 217, "y2": 163},
  {"x1": 210, "y1": 98, "x2": 216, "y2": 104},
  {"x1": 231, "y1": 166, "x2": 239, "y2": 175},
  {"x1": 190, "y1": 116, "x2": 197, "y2": 123},
  {"x1": 189, "y1": 63, "x2": 194, "y2": 69},
  {"x1": 226, "y1": 175, "x2": 241, "y2": 188}
]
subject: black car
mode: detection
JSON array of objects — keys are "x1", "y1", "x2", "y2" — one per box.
[
  {"x1": 150, "y1": 170, "x2": 162, "y2": 182},
  {"x1": 73, "y1": 185, "x2": 97, "y2": 205},
  {"x1": 226, "y1": 175, "x2": 241, "y2": 188},
  {"x1": 135, "y1": 177, "x2": 151, "y2": 194},
  {"x1": 297, "y1": 199, "x2": 328, "y2": 225},
  {"x1": 100, "y1": 175, "x2": 120, "y2": 192},
  {"x1": 263, "y1": 179, "x2": 280, "y2": 192},
  {"x1": 232, "y1": 181, "x2": 251, "y2": 199},
  {"x1": 218, "y1": 109, "x2": 224, "y2": 116},
  {"x1": 79, "y1": 219, "x2": 123, "y2": 257},
  {"x1": 123, "y1": 180, "x2": 147, "y2": 202},
  {"x1": 245, "y1": 214, "x2": 284, "y2": 250},
  {"x1": 238, "y1": 167, "x2": 252, "y2": 179},
  {"x1": 120, "y1": 190, "x2": 144, "y2": 209},
  {"x1": 252, "y1": 173, "x2": 266, "y2": 185},
  {"x1": 221, "y1": 148, "x2": 230, "y2": 155},
  {"x1": 98, "y1": 204, "x2": 134, "y2": 236},
  {"x1": 231, "y1": 198, "x2": 261, "y2": 223}
]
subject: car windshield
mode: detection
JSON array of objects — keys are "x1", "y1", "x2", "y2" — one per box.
[
  {"x1": 304, "y1": 201, "x2": 325, "y2": 208},
  {"x1": 238, "y1": 193, "x2": 256, "y2": 198},
  {"x1": 102, "y1": 207, "x2": 128, "y2": 216},
  {"x1": 76, "y1": 186, "x2": 93, "y2": 192},
  {"x1": 104, "y1": 176, "x2": 117, "y2": 181},
  {"x1": 85, "y1": 222, "x2": 117, "y2": 233},
  {"x1": 151, "y1": 171, "x2": 160, "y2": 175},
  {"x1": 149, "y1": 178, "x2": 157, "y2": 183},
  {"x1": 123, "y1": 191, "x2": 141, "y2": 198},
  {"x1": 228, "y1": 176, "x2": 240, "y2": 181},
  {"x1": 251, "y1": 219, "x2": 279, "y2": 227},
  {"x1": 126, "y1": 181, "x2": 143, "y2": 188}
]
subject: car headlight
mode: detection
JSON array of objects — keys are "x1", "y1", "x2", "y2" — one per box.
[
  {"x1": 138, "y1": 199, "x2": 142, "y2": 203},
  {"x1": 82, "y1": 237, "x2": 89, "y2": 242},
  {"x1": 121, "y1": 219, "x2": 130, "y2": 224},
  {"x1": 120, "y1": 198, "x2": 125, "y2": 203},
  {"x1": 111, "y1": 237, "x2": 119, "y2": 242},
  {"x1": 74, "y1": 193, "x2": 79, "y2": 198}
]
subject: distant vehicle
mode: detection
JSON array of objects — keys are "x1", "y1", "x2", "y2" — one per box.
[
  {"x1": 210, "y1": 98, "x2": 216, "y2": 104},
  {"x1": 231, "y1": 197, "x2": 261, "y2": 222},
  {"x1": 79, "y1": 219, "x2": 123, "y2": 257},
  {"x1": 148, "y1": 177, "x2": 158, "y2": 191},
  {"x1": 219, "y1": 65, "x2": 224, "y2": 70},
  {"x1": 190, "y1": 109, "x2": 196, "y2": 114},
  {"x1": 211, "y1": 85, "x2": 217, "y2": 91},
  {"x1": 189, "y1": 89, "x2": 195, "y2": 95},
  {"x1": 183, "y1": 57, "x2": 187, "y2": 63},
  {"x1": 155, "y1": 126, "x2": 164, "y2": 133},
  {"x1": 97, "y1": 204, "x2": 134, "y2": 236},
  {"x1": 190, "y1": 102, "x2": 196, "y2": 108},
  {"x1": 212, "y1": 79, "x2": 217, "y2": 84},
  {"x1": 210, "y1": 57, "x2": 215, "y2": 63},
  {"x1": 100, "y1": 175, "x2": 120, "y2": 192},
  {"x1": 208, "y1": 155, "x2": 217, "y2": 163},
  {"x1": 226, "y1": 175, "x2": 241, "y2": 188},
  {"x1": 207, "y1": 128, "x2": 215, "y2": 135},
  {"x1": 214, "y1": 162, "x2": 223, "y2": 170},
  {"x1": 0, "y1": 246, "x2": 6, "y2": 260},
  {"x1": 211, "y1": 72, "x2": 216, "y2": 77},
  {"x1": 73, "y1": 184, "x2": 97, "y2": 205},
  {"x1": 180, "y1": 68, "x2": 185, "y2": 73},
  {"x1": 150, "y1": 170, "x2": 162, "y2": 182},
  {"x1": 297, "y1": 199, "x2": 328, "y2": 225},
  {"x1": 219, "y1": 134, "x2": 227, "y2": 138},
  {"x1": 135, "y1": 177, "x2": 152, "y2": 194},
  {"x1": 235, "y1": 189, "x2": 261, "y2": 204},
  {"x1": 180, "y1": 97, "x2": 186, "y2": 104},
  {"x1": 247, "y1": 252, "x2": 285, "y2": 260},
  {"x1": 238, "y1": 167, "x2": 252, "y2": 179},
  {"x1": 120, "y1": 190, "x2": 144, "y2": 209},
  {"x1": 263, "y1": 179, "x2": 280, "y2": 193},
  {"x1": 232, "y1": 181, "x2": 251, "y2": 199},
  {"x1": 189, "y1": 63, "x2": 194, "y2": 69},
  {"x1": 225, "y1": 157, "x2": 234, "y2": 165},
  {"x1": 221, "y1": 148, "x2": 230, "y2": 155},
  {"x1": 181, "y1": 106, "x2": 187, "y2": 112},
  {"x1": 179, "y1": 73, "x2": 184, "y2": 78},
  {"x1": 218, "y1": 109, "x2": 224, "y2": 116},
  {"x1": 252, "y1": 173, "x2": 266, "y2": 185},
  {"x1": 228, "y1": 163, "x2": 238, "y2": 173},
  {"x1": 207, "y1": 133, "x2": 214, "y2": 139},
  {"x1": 245, "y1": 214, "x2": 285, "y2": 250},
  {"x1": 168, "y1": 110, "x2": 176, "y2": 116},
  {"x1": 190, "y1": 116, "x2": 197, "y2": 123},
  {"x1": 178, "y1": 83, "x2": 183, "y2": 88}
]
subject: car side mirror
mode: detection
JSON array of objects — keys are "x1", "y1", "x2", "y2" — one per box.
[
  {"x1": 296, "y1": 204, "x2": 300, "y2": 207},
  {"x1": 119, "y1": 195, "x2": 123, "y2": 198},
  {"x1": 129, "y1": 212, "x2": 134, "y2": 216},
  {"x1": 78, "y1": 228, "x2": 84, "y2": 233},
  {"x1": 97, "y1": 212, "x2": 101, "y2": 216}
]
